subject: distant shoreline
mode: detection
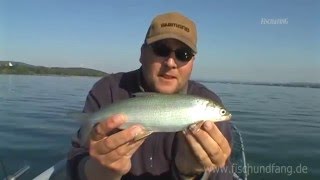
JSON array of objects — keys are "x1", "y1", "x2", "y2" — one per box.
[
  {"x1": 197, "y1": 80, "x2": 320, "y2": 89},
  {"x1": 0, "y1": 61, "x2": 108, "y2": 77},
  {"x1": 0, "y1": 73, "x2": 103, "y2": 78},
  {"x1": 1, "y1": 61, "x2": 318, "y2": 89}
]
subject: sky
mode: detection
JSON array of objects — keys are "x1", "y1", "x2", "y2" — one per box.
[{"x1": 0, "y1": 0, "x2": 319, "y2": 83}]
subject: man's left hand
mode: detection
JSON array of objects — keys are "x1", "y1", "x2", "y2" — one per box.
[{"x1": 175, "y1": 121, "x2": 231, "y2": 177}]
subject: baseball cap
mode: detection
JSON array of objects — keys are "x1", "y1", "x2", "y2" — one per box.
[{"x1": 144, "y1": 12, "x2": 197, "y2": 53}]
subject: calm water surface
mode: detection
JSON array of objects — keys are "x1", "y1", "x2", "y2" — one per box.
[{"x1": 0, "y1": 75, "x2": 319, "y2": 180}]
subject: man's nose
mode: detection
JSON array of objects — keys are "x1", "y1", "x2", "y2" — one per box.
[{"x1": 163, "y1": 53, "x2": 177, "y2": 69}]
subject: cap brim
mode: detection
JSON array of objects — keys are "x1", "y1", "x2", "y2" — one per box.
[{"x1": 146, "y1": 33, "x2": 197, "y2": 53}]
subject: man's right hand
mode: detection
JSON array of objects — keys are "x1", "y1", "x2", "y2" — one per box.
[{"x1": 84, "y1": 114, "x2": 146, "y2": 180}]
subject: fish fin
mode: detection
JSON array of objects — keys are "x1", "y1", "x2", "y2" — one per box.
[
  {"x1": 119, "y1": 121, "x2": 134, "y2": 130},
  {"x1": 133, "y1": 130, "x2": 153, "y2": 142},
  {"x1": 132, "y1": 92, "x2": 159, "y2": 97},
  {"x1": 118, "y1": 120, "x2": 152, "y2": 130},
  {"x1": 119, "y1": 121, "x2": 154, "y2": 141},
  {"x1": 188, "y1": 120, "x2": 205, "y2": 133}
]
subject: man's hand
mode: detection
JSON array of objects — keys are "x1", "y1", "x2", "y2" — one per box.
[
  {"x1": 84, "y1": 114, "x2": 146, "y2": 180},
  {"x1": 175, "y1": 121, "x2": 231, "y2": 177}
]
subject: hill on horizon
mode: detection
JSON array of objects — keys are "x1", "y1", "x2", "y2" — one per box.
[{"x1": 0, "y1": 61, "x2": 108, "y2": 77}]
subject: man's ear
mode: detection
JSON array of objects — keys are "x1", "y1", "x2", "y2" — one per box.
[{"x1": 139, "y1": 44, "x2": 146, "y2": 63}]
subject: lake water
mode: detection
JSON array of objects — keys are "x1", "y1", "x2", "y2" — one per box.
[{"x1": 0, "y1": 75, "x2": 319, "y2": 180}]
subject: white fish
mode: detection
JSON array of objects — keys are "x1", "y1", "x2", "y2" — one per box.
[{"x1": 79, "y1": 93, "x2": 232, "y2": 144}]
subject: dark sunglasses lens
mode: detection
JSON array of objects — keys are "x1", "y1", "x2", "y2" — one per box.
[
  {"x1": 152, "y1": 44, "x2": 171, "y2": 57},
  {"x1": 175, "y1": 48, "x2": 193, "y2": 62},
  {"x1": 152, "y1": 43, "x2": 193, "y2": 62}
]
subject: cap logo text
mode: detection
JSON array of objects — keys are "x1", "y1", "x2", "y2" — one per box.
[{"x1": 161, "y1": 23, "x2": 190, "y2": 32}]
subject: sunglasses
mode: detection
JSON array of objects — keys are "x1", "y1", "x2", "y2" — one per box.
[{"x1": 150, "y1": 43, "x2": 194, "y2": 62}]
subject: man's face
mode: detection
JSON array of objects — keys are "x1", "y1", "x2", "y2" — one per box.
[{"x1": 140, "y1": 38, "x2": 195, "y2": 94}]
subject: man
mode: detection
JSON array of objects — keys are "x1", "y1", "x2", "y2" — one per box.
[{"x1": 67, "y1": 12, "x2": 233, "y2": 180}]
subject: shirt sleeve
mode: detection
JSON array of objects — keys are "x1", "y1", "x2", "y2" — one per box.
[{"x1": 67, "y1": 77, "x2": 112, "y2": 180}]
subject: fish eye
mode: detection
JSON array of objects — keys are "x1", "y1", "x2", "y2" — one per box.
[{"x1": 220, "y1": 109, "x2": 226, "y2": 115}]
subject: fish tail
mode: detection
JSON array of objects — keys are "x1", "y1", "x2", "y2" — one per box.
[
  {"x1": 69, "y1": 112, "x2": 94, "y2": 146},
  {"x1": 79, "y1": 117, "x2": 94, "y2": 146}
]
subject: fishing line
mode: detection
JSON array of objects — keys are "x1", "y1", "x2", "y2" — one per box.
[{"x1": 232, "y1": 123, "x2": 248, "y2": 180}]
